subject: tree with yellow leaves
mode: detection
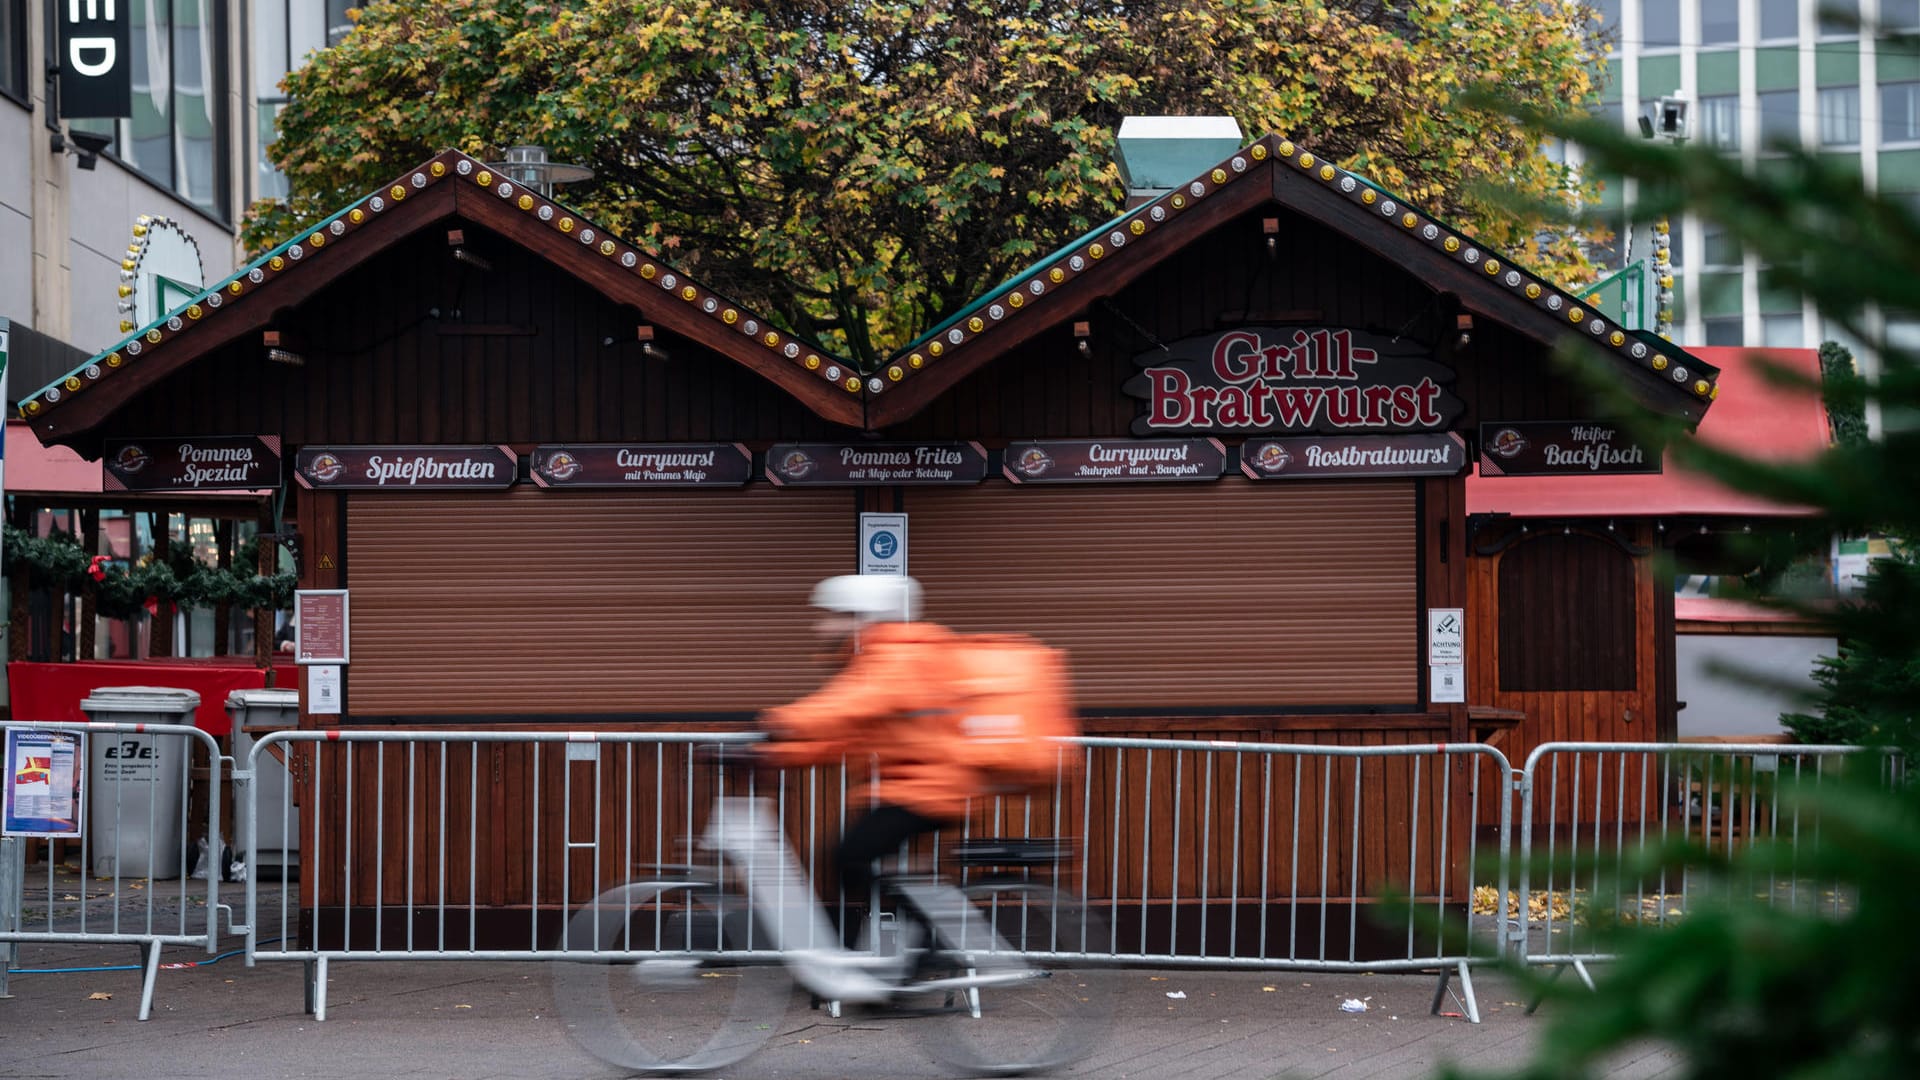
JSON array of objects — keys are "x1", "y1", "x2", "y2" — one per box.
[{"x1": 250, "y1": 0, "x2": 1609, "y2": 365}]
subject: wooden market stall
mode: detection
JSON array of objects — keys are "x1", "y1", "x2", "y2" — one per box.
[{"x1": 13, "y1": 134, "x2": 1725, "y2": 949}]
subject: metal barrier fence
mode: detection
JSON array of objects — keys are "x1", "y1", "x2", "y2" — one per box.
[
  {"x1": 1510, "y1": 741, "x2": 1903, "y2": 989},
  {"x1": 0, "y1": 720, "x2": 228, "y2": 1020},
  {"x1": 243, "y1": 730, "x2": 1512, "y2": 1022}
]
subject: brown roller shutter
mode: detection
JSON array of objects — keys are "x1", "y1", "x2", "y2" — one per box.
[
  {"x1": 904, "y1": 482, "x2": 1417, "y2": 710},
  {"x1": 345, "y1": 486, "x2": 853, "y2": 717}
]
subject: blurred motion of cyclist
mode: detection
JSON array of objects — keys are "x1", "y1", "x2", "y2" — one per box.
[{"x1": 757, "y1": 574, "x2": 981, "y2": 949}]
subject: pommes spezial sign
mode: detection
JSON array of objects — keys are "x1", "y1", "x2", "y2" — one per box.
[{"x1": 1122, "y1": 327, "x2": 1463, "y2": 437}]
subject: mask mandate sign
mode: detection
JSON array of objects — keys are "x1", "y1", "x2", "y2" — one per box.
[{"x1": 859, "y1": 513, "x2": 908, "y2": 576}]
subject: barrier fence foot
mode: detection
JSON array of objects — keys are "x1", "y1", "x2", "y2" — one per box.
[
  {"x1": 1571, "y1": 959, "x2": 1596, "y2": 992},
  {"x1": 1524, "y1": 963, "x2": 1566, "y2": 1015},
  {"x1": 313, "y1": 957, "x2": 329, "y2": 1022},
  {"x1": 303, "y1": 960, "x2": 317, "y2": 1016},
  {"x1": 137, "y1": 942, "x2": 162, "y2": 1021},
  {"x1": 1429, "y1": 962, "x2": 1482, "y2": 1024}
]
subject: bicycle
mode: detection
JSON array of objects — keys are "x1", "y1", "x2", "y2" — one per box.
[{"x1": 549, "y1": 779, "x2": 1110, "y2": 1076}]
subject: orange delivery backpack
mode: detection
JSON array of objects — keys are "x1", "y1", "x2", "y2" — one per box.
[{"x1": 944, "y1": 633, "x2": 1079, "y2": 793}]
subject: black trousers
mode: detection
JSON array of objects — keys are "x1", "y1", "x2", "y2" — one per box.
[{"x1": 833, "y1": 804, "x2": 943, "y2": 949}]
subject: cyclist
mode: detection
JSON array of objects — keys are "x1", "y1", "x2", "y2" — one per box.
[{"x1": 757, "y1": 574, "x2": 980, "y2": 949}]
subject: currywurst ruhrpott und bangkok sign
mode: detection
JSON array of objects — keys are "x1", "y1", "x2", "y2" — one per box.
[
  {"x1": 1003, "y1": 439, "x2": 1227, "y2": 483},
  {"x1": 1477, "y1": 421, "x2": 1663, "y2": 477},
  {"x1": 295, "y1": 446, "x2": 519, "y2": 490},
  {"x1": 1122, "y1": 327, "x2": 1463, "y2": 436}
]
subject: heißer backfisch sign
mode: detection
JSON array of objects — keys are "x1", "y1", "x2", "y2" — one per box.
[
  {"x1": 103, "y1": 436, "x2": 281, "y2": 491},
  {"x1": 1477, "y1": 422, "x2": 1663, "y2": 477},
  {"x1": 1123, "y1": 327, "x2": 1463, "y2": 436}
]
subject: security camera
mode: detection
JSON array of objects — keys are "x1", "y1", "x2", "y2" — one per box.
[{"x1": 70, "y1": 129, "x2": 115, "y2": 156}]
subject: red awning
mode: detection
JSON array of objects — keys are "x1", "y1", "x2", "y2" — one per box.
[
  {"x1": 6, "y1": 419, "x2": 106, "y2": 493},
  {"x1": 1467, "y1": 346, "x2": 1829, "y2": 518}
]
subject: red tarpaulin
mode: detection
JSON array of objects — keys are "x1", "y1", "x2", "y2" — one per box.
[{"x1": 8, "y1": 658, "x2": 299, "y2": 737}]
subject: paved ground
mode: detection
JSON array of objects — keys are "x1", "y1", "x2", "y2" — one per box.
[{"x1": 0, "y1": 936, "x2": 1681, "y2": 1080}]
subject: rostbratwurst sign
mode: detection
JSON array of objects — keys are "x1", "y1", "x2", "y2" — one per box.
[
  {"x1": 295, "y1": 446, "x2": 519, "y2": 490},
  {"x1": 1239, "y1": 432, "x2": 1468, "y2": 480},
  {"x1": 1123, "y1": 327, "x2": 1463, "y2": 436},
  {"x1": 104, "y1": 436, "x2": 281, "y2": 491},
  {"x1": 1477, "y1": 422, "x2": 1663, "y2": 477},
  {"x1": 530, "y1": 444, "x2": 752, "y2": 488},
  {"x1": 1003, "y1": 439, "x2": 1227, "y2": 483},
  {"x1": 765, "y1": 443, "x2": 988, "y2": 486}
]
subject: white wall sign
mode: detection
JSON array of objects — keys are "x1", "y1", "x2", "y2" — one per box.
[
  {"x1": 307, "y1": 665, "x2": 343, "y2": 715},
  {"x1": 1430, "y1": 663, "x2": 1465, "y2": 704},
  {"x1": 1427, "y1": 608, "x2": 1464, "y2": 665},
  {"x1": 859, "y1": 513, "x2": 908, "y2": 576}
]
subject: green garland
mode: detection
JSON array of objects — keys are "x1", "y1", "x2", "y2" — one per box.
[{"x1": 2, "y1": 524, "x2": 296, "y2": 620}]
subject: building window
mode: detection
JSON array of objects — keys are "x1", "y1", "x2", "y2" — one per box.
[
  {"x1": 1889, "y1": 0, "x2": 1920, "y2": 30},
  {"x1": 1499, "y1": 534, "x2": 1637, "y2": 693},
  {"x1": 1590, "y1": 0, "x2": 1620, "y2": 41},
  {"x1": 1759, "y1": 0, "x2": 1799, "y2": 39},
  {"x1": 1700, "y1": 0, "x2": 1740, "y2": 45},
  {"x1": 1884, "y1": 82, "x2": 1920, "y2": 144},
  {"x1": 1703, "y1": 317, "x2": 1745, "y2": 345},
  {"x1": 1759, "y1": 89, "x2": 1800, "y2": 145},
  {"x1": 1643, "y1": 2, "x2": 1682, "y2": 48},
  {"x1": 1763, "y1": 313, "x2": 1805, "y2": 347},
  {"x1": 70, "y1": 0, "x2": 229, "y2": 220},
  {"x1": 1703, "y1": 222, "x2": 1742, "y2": 268},
  {"x1": 0, "y1": 0, "x2": 25, "y2": 101},
  {"x1": 1699, "y1": 95, "x2": 1740, "y2": 149},
  {"x1": 1820, "y1": 86, "x2": 1862, "y2": 145},
  {"x1": 1819, "y1": 0, "x2": 1860, "y2": 36},
  {"x1": 256, "y1": 1, "x2": 363, "y2": 201}
]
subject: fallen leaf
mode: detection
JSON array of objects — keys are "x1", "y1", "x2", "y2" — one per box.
[
  {"x1": 88, "y1": 992, "x2": 113, "y2": 1001},
  {"x1": 1262, "y1": 986, "x2": 1277, "y2": 992},
  {"x1": 454, "y1": 1004, "x2": 472, "y2": 1010}
]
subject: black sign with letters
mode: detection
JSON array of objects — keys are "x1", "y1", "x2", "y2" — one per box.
[{"x1": 59, "y1": 0, "x2": 133, "y2": 119}]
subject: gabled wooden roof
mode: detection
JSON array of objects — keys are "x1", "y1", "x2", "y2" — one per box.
[
  {"x1": 862, "y1": 133, "x2": 1722, "y2": 429},
  {"x1": 18, "y1": 150, "x2": 867, "y2": 442},
  {"x1": 23, "y1": 138, "x2": 1725, "y2": 444}
]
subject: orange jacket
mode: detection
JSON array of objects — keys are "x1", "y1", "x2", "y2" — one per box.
[{"x1": 759, "y1": 621, "x2": 982, "y2": 822}]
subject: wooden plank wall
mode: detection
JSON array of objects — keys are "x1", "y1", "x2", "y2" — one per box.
[{"x1": 1467, "y1": 523, "x2": 1663, "y2": 829}]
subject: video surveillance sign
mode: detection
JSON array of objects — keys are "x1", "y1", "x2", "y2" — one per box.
[{"x1": 60, "y1": 0, "x2": 133, "y2": 119}]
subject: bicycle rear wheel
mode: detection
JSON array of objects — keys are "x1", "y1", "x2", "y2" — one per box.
[
  {"x1": 550, "y1": 881, "x2": 791, "y2": 1074},
  {"x1": 910, "y1": 883, "x2": 1112, "y2": 1076}
]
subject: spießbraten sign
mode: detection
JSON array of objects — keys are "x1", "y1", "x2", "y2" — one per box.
[
  {"x1": 1477, "y1": 421, "x2": 1664, "y2": 477},
  {"x1": 1122, "y1": 327, "x2": 1463, "y2": 436},
  {"x1": 294, "y1": 446, "x2": 520, "y2": 490},
  {"x1": 103, "y1": 435, "x2": 282, "y2": 491}
]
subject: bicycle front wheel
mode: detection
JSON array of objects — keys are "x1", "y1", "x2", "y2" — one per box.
[
  {"x1": 911, "y1": 883, "x2": 1112, "y2": 1077},
  {"x1": 550, "y1": 881, "x2": 791, "y2": 1075}
]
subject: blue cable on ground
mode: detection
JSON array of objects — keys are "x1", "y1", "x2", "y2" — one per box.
[{"x1": 7, "y1": 940, "x2": 281, "y2": 975}]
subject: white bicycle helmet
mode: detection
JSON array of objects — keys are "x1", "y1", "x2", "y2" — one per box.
[{"x1": 810, "y1": 574, "x2": 922, "y2": 624}]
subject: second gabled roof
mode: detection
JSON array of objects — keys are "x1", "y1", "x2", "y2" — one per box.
[{"x1": 862, "y1": 133, "x2": 1723, "y2": 429}]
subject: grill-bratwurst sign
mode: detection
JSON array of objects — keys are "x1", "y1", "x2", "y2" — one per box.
[{"x1": 1123, "y1": 327, "x2": 1463, "y2": 436}]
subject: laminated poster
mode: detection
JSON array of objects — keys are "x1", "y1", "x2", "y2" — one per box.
[{"x1": 4, "y1": 728, "x2": 85, "y2": 838}]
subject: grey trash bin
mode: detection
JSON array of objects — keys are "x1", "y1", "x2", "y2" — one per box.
[
  {"x1": 80, "y1": 686, "x2": 201, "y2": 879},
  {"x1": 226, "y1": 689, "x2": 301, "y2": 870}
]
